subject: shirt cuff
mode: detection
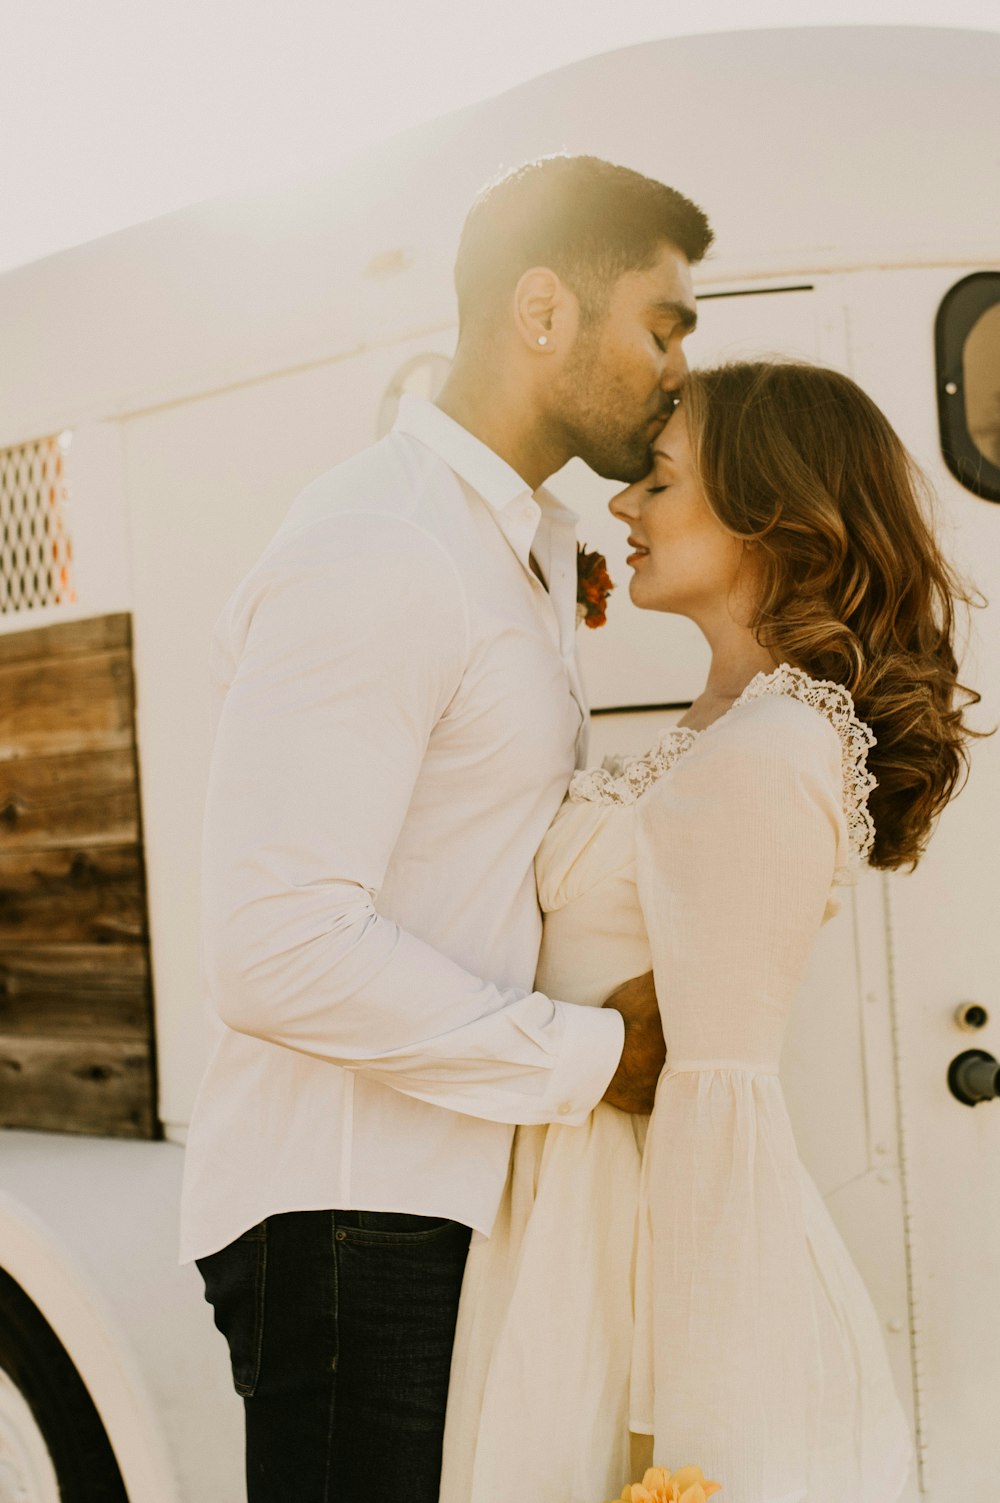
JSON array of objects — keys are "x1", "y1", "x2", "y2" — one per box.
[{"x1": 541, "y1": 1002, "x2": 626, "y2": 1125}]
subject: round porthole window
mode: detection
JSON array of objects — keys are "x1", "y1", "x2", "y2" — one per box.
[
  {"x1": 377, "y1": 353, "x2": 452, "y2": 440},
  {"x1": 935, "y1": 272, "x2": 1000, "y2": 504}
]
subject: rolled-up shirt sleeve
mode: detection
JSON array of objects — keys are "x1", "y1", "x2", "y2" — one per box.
[{"x1": 201, "y1": 510, "x2": 624, "y2": 1126}]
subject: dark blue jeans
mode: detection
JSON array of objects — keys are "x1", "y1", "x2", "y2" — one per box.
[{"x1": 196, "y1": 1208, "x2": 472, "y2": 1501}]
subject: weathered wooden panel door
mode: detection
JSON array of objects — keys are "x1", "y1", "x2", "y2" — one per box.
[{"x1": 0, "y1": 612, "x2": 157, "y2": 1136}]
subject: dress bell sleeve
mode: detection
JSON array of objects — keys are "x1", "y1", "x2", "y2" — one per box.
[{"x1": 630, "y1": 694, "x2": 850, "y2": 1503}]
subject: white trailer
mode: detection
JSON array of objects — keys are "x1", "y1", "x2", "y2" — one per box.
[{"x1": 0, "y1": 24, "x2": 997, "y2": 1501}]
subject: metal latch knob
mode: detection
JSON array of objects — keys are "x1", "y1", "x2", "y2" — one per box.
[{"x1": 948, "y1": 1049, "x2": 1000, "y2": 1106}]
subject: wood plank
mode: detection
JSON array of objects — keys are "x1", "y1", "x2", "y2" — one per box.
[
  {"x1": 0, "y1": 615, "x2": 155, "y2": 1138},
  {"x1": 0, "y1": 847, "x2": 147, "y2": 944},
  {"x1": 0, "y1": 613, "x2": 130, "y2": 666},
  {"x1": 0, "y1": 945, "x2": 151, "y2": 1039},
  {"x1": 0, "y1": 649, "x2": 135, "y2": 760},
  {"x1": 0, "y1": 749, "x2": 139, "y2": 849},
  {"x1": 0, "y1": 1035, "x2": 155, "y2": 1138}
]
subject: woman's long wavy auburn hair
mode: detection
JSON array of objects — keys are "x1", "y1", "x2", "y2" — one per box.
[{"x1": 682, "y1": 360, "x2": 986, "y2": 870}]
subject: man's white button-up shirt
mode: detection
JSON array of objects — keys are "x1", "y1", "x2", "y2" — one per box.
[{"x1": 180, "y1": 395, "x2": 625, "y2": 1261}]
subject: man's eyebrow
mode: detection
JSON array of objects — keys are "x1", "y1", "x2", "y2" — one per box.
[{"x1": 650, "y1": 299, "x2": 698, "y2": 331}]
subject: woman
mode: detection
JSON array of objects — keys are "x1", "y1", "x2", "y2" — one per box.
[{"x1": 439, "y1": 361, "x2": 981, "y2": 1503}]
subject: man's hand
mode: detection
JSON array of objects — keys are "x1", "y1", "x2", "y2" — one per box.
[{"x1": 601, "y1": 971, "x2": 665, "y2": 1114}]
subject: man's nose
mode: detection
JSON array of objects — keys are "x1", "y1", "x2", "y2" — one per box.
[{"x1": 661, "y1": 345, "x2": 689, "y2": 390}]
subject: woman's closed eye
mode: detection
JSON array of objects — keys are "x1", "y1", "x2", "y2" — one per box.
[{"x1": 646, "y1": 484, "x2": 669, "y2": 495}]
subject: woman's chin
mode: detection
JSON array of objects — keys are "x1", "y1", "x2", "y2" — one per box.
[
  {"x1": 628, "y1": 574, "x2": 670, "y2": 613},
  {"x1": 627, "y1": 573, "x2": 646, "y2": 605}
]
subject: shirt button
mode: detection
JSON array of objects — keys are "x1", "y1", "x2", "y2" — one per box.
[{"x1": 557, "y1": 1102, "x2": 572, "y2": 1116}]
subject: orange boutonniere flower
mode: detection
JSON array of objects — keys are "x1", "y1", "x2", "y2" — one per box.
[
  {"x1": 606, "y1": 1465, "x2": 723, "y2": 1503},
  {"x1": 576, "y1": 543, "x2": 614, "y2": 629}
]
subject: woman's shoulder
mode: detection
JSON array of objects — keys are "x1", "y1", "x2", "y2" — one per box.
[
  {"x1": 709, "y1": 678, "x2": 845, "y2": 766},
  {"x1": 668, "y1": 664, "x2": 878, "y2": 868},
  {"x1": 726, "y1": 665, "x2": 874, "y2": 748},
  {"x1": 719, "y1": 667, "x2": 875, "y2": 796}
]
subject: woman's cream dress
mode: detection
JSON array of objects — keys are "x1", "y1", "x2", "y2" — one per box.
[{"x1": 439, "y1": 666, "x2": 914, "y2": 1503}]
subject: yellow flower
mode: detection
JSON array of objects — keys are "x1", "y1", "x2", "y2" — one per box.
[
  {"x1": 668, "y1": 1465, "x2": 723, "y2": 1501},
  {"x1": 605, "y1": 1464, "x2": 723, "y2": 1503}
]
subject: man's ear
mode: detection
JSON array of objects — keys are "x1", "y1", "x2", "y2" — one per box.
[{"x1": 512, "y1": 267, "x2": 579, "y2": 356}]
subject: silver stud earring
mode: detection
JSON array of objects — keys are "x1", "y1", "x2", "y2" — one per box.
[{"x1": 537, "y1": 335, "x2": 549, "y2": 347}]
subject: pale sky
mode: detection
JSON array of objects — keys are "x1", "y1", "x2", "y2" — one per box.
[{"x1": 3, "y1": 0, "x2": 1000, "y2": 275}]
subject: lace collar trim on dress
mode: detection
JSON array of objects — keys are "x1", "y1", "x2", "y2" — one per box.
[{"x1": 569, "y1": 664, "x2": 877, "y2": 866}]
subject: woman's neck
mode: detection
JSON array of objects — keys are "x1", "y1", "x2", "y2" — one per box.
[{"x1": 681, "y1": 625, "x2": 779, "y2": 731}]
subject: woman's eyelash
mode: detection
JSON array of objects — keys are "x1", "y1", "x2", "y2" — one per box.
[
  {"x1": 652, "y1": 333, "x2": 666, "y2": 353},
  {"x1": 646, "y1": 484, "x2": 668, "y2": 495}
]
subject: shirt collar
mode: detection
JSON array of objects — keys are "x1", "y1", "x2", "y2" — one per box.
[{"x1": 393, "y1": 394, "x2": 577, "y2": 524}]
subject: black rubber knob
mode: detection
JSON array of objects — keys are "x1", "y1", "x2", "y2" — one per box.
[{"x1": 948, "y1": 1049, "x2": 1000, "y2": 1106}]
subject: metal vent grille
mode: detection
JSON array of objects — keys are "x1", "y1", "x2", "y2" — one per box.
[{"x1": 0, "y1": 432, "x2": 75, "y2": 613}]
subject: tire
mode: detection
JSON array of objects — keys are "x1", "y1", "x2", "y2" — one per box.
[{"x1": 0, "y1": 1267, "x2": 129, "y2": 1502}]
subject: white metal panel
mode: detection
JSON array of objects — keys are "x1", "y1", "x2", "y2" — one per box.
[
  {"x1": 844, "y1": 266, "x2": 1000, "y2": 1498},
  {"x1": 1, "y1": 28, "x2": 998, "y2": 444}
]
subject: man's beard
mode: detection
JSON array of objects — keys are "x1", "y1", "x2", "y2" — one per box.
[
  {"x1": 553, "y1": 341, "x2": 661, "y2": 483},
  {"x1": 580, "y1": 427, "x2": 656, "y2": 483},
  {"x1": 559, "y1": 402, "x2": 657, "y2": 484}
]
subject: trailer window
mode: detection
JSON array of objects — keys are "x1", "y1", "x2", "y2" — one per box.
[
  {"x1": 935, "y1": 273, "x2": 1000, "y2": 504},
  {"x1": 0, "y1": 431, "x2": 76, "y2": 612}
]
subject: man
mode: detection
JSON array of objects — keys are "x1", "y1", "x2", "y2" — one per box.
[{"x1": 181, "y1": 154, "x2": 712, "y2": 1501}]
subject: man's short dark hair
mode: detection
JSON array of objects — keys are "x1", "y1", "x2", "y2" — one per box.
[{"x1": 454, "y1": 154, "x2": 713, "y2": 334}]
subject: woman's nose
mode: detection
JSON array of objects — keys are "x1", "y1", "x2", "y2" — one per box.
[{"x1": 609, "y1": 484, "x2": 639, "y2": 522}]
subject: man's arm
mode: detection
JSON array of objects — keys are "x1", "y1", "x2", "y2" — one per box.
[{"x1": 202, "y1": 509, "x2": 625, "y2": 1126}]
